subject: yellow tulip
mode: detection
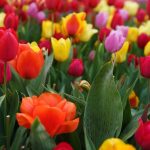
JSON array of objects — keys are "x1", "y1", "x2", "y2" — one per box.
[
  {"x1": 77, "y1": 23, "x2": 98, "y2": 42},
  {"x1": 127, "y1": 27, "x2": 139, "y2": 42},
  {"x1": 139, "y1": 21, "x2": 150, "y2": 36},
  {"x1": 144, "y1": 41, "x2": 150, "y2": 56},
  {"x1": 51, "y1": 37, "x2": 71, "y2": 62},
  {"x1": 42, "y1": 20, "x2": 54, "y2": 39},
  {"x1": 0, "y1": 12, "x2": 6, "y2": 27},
  {"x1": 29, "y1": 42, "x2": 41, "y2": 53},
  {"x1": 112, "y1": 41, "x2": 129, "y2": 63},
  {"x1": 129, "y1": 91, "x2": 139, "y2": 108},
  {"x1": 124, "y1": 1, "x2": 139, "y2": 16},
  {"x1": 99, "y1": 138, "x2": 136, "y2": 150}
]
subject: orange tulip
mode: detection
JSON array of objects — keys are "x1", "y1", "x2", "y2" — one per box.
[
  {"x1": 16, "y1": 92, "x2": 79, "y2": 137},
  {"x1": 10, "y1": 43, "x2": 44, "y2": 79}
]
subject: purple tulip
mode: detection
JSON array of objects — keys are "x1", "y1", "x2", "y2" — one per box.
[
  {"x1": 116, "y1": 25, "x2": 128, "y2": 37},
  {"x1": 105, "y1": 30, "x2": 125, "y2": 53},
  {"x1": 118, "y1": 9, "x2": 129, "y2": 21},
  {"x1": 36, "y1": 11, "x2": 46, "y2": 23},
  {"x1": 0, "y1": 61, "x2": 11, "y2": 84},
  {"x1": 27, "y1": 2, "x2": 38, "y2": 18},
  {"x1": 95, "y1": 12, "x2": 108, "y2": 29}
]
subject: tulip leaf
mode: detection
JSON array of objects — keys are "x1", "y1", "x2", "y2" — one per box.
[
  {"x1": 0, "y1": 95, "x2": 5, "y2": 107},
  {"x1": 84, "y1": 62, "x2": 123, "y2": 148},
  {"x1": 30, "y1": 119, "x2": 56, "y2": 150},
  {"x1": 11, "y1": 127, "x2": 27, "y2": 150}
]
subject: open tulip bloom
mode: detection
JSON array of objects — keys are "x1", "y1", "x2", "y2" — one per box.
[{"x1": 0, "y1": 0, "x2": 150, "y2": 150}]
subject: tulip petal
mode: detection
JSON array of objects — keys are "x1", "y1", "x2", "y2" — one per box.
[
  {"x1": 33, "y1": 106, "x2": 66, "y2": 137},
  {"x1": 16, "y1": 113, "x2": 34, "y2": 128},
  {"x1": 56, "y1": 118, "x2": 79, "y2": 135}
]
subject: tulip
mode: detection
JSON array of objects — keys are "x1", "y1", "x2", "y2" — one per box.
[
  {"x1": 45, "y1": 0, "x2": 63, "y2": 11},
  {"x1": 0, "y1": 28, "x2": 19, "y2": 62},
  {"x1": 38, "y1": 39, "x2": 51, "y2": 54},
  {"x1": 136, "y1": 9, "x2": 147, "y2": 23},
  {"x1": 135, "y1": 118, "x2": 150, "y2": 150},
  {"x1": 144, "y1": 41, "x2": 150, "y2": 56},
  {"x1": 128, "y1": 91, "x2": 139, "y2": 108},
  {"x1": 95, "y1": 12, "x2": 108, "y2": 29},
  {"x1": 89, "y1": 50, "x2": 95, "y2": 61},
  {"x1": 127, "y1": 54, "x2": 139, "y2": 67},
  {"x1": 10, "y1": 43, "x2": 44, "y2": 79},
  {"x1": 0, "y1": 61, "x2": 11, "y2": 84},
  {"x1": 116, "y1": 25, "x2": 128, "y2": 38},
  {"x1": 139, "y1": 21, "x2": 150, "y2": 36},
  {"x1": 27, "y1": 2, "x2": 38, "y2": 18},
  {"x1": 0, "y1": 12, "x2": 5, "y2": 27},
  {"x1": 99, "y1": 138, "x2": 136, "y2": 150},
  {"x1": 99, "y1": 27, "x2": 111, "y2": 42},
  {"x1": 16, "y1": 92, "x2": 79, "y2": 137},
  {"x1": 127, "y1": 27, "x2": 139, "y2": 43},
  {"x1": 112, "y1": 41, "x2": 129, "y2": 63},
  {"x1": 124, "y1": 1, "x2": 139, "y2": 16},
  {"x1": 137, "y1": 33, "x2": 149, "y2": 49},
  {"x1": 0, "y1": 0, "x2": 6, "y2": 8},
  {"x1": 83, "y1": 0, "x2": 100, "y2": 8},
  {"x1": 53, "y1": 142, "x2": 73, "y2": 150},
  {"x1": 118, "y1": 9, "x2": 129, "y2": 21},
  {"x1": 111, "y1": 13, "x2": 124, "y2": 29},
  {"x1": 61, "y1": 12, "x2": 86, "y2": 37},
  {"x1": 68, "y1": 59, "x2": 84, "y2": 77},
  {"x1": 4, "y1": 12, "x2": 19, "y2": 30},
  {"x1": 146, "y1": 0, "x2": 150, "y2": 17},
  {"x1": 140, "y1": 56, "x2": 150, "y2": 78},
  {"x1": 114, "y1": 0, "x2": 124, "y2": 9},
  {"x1": 36, "y1": 11, "x2": 46, "y2": 23},
  {"x1": 51, "y1": 37, "x2": 71, "y2": 62},
  {"x1": 105, "y1": 30, "x2": 125, "y2": 53}
]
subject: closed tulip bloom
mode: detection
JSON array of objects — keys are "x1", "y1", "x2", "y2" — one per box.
[
  {"x1": 39, "y1": 39, "x2": 51, "y2": 54},
  {"x1": 116, "y1": 25, "x2": 128, "y2": 38},
  {"x1": 4, "y1": 13, "x2": 19, "y2": 30},
  {"x1": 146, "y1": 0, "x2": 150, "y2": 17},
  {"x1": 95, "y1": 12, "x2": 108, "y2": 29},
  {"x1": 16, "y1": 92, "x2": 79, "y2": 137},
  {"x1": 112, "y1": 41, "x2": 129, "y2": 63},
  {"x1": 11, "y1": 42, "x2": 44, "y2": 79},
  {"x1": 105, "y1": 30, "x2": 125, "y2": 53},
  {"x1": 139, "y1": 21, "x2": 150, "y2": 36},
  {"x1": 0, "y1": 28, "x2": 19, "y2": 62},
  {"x1": 128, "y1": 91, "x2": 139, "y2": 108},
  {"x1": 127, "y1": 54, "x2": 139, "y2": 67},
  {"x1": 68, "y1": 59, "x2": 84, "y2": 77},
  {"x1": 45, "y1": 0, "x2": 63, "y2": 11},
  {"x1": 136, "y1": 9, "x2": 147, "y2": 23},
  {"x1": 135, "y1": 118, "x2": 150, "y2": 150},
  {"x1": 137, "y1": 33, "x2": 149, "y2": 49},
  {"x1": 0, "y1": 61, "x2": 11, "y2": 84},
  {"x1": 144, "y1": 41, "x2": 150, "y2": 56},
  {"x1": 51, "y1": 37, "x2": 71, "y2": 62},
  {"x1": 99, "y1": 138, "x2": 136, "y2": 150},
  {"x1": 99, "y1": 27, "x2": 111, "y2": 42},
  {"x1": 27, "y1": 2, "x2": 38, "y2": 18},
  {"x1": 53, "y1": 142, "x2": 73, "y2": 150},
  {"x1": 140, "y1": 56, "x2": 150, "y2": 78},
  {"x1": 118, "y1": 9, "x2": 129, "y2": 21},
  {"x1": 127, "y1": 27, "x2": 139, "y2": 43}
]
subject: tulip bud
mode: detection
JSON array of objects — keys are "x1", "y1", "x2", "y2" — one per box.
[
  {"x1": 0, "y1": 61, "x2": 11, "y2": 84},
  {"x1": 146, "y1": 0, "x2": 150, "y2": 17},
  {"x1": 38, "y1": 39, "x2": 51, "y2": 54},
  {"x1": 27, "y1": 2, "x2": 38, "y2": 18},
  {"x1": 4, "y1": 13, "x2": 19, "y2": 30},
  {"x1": 0, "y1": 28, "x2": 19, "y2": 62},
  {"x1": 68, "y1": 59, "x2": 84, "y2": 77},
  {"x1": 114, "y1": 0, "x2": 124, "y2": 9},
  {"x1": 89, "y1": 50, "x2": 95, "y2": 61},
  {"x1": 118, "y1": 9, "x2": 129, "y2": 21},
  {"x1": 135, "y1": 118, "x2": 150, "y2": 150},
  {"x1": 95, "y1": 12, "x2": 108, "y2": 29},
  {"x1": 79, "y1": 80, "x2": 91, "y2": 91},
  {"x1": 140, "y1": 56, "x2": 150, "y2": 78},
  {"x1": 136, "y1": 9, "x2": 147, "y2": 23},
  {"x1": 105, "y1": 30, "x2": 125, "y2": 53},
  {"x1": 99, "y1": 27, "x2": 111, "y2": 42},
  {"x1": 45, "y1": 0, "x2": 63, "y2": 11},
  {"x1": 137, "y1": 33, "x2": 149, "y2": 49},
  {"x1": 36, "y1": 11, "x2": 46, "y2": 23},
  {"x1": 128, "y1": 91, "x2": 139, "y2": 108},
  {"x1": 53, "y1": 142, "x2": 73, "y2": 150}
]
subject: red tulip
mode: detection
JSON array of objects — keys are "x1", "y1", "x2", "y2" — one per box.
[
  {"x1": 127, "y1": 54, "x2": 139, "y2": 67},
  {"x1": 137, "y1": 33, "x2": 149, "y2": 49},
  {"x1": 4, "y1": 13, "x2": 19, "y2": 30},
  {"x1": 135, "y1": 118, "x2": 150, "y2": 150},
  {"x1": 0, "y1": 28, "x2": 18, "y2": 62},
  {"x1": 146, "y1": 0, "x2": 150, "y2": 17},
  {"x1": 111, "y1": 13, "x2": 124, "y2": 29},
  {"x1": 0, "y1": 61, "x2": 11, "y2": 84},
  {"x1": 136, "y1": 9, "x2": 147, "y2": 23},
  {"x1": 68, "y1": 59, "x2": 84, "y2": 77},
  {"x1": 99, "y1": 27, "x2": 111, "y2": 42},
  {"x1": 140, "y1": 56, "x2": 150, "y2": 78},
  {"x1": 16, "y1": 92, "x2": 79, "y2": 137},
  {"x1": 0, "y1": 0, "x2": 7, "y2": 7},
  {"x1": 114, "y1": 0, "x2": 124, "y2": 9},
  {"x1": 10, "y1": 43, "x2": 44, "y2": 79},
  {"x1": 53, "y1": 142, "x2": 73, "y2": 150},
  {"x1": 39, "y1": 39, "x2": 51, "y2": 54}
]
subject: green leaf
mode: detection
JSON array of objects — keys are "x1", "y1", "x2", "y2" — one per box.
[
  {"x1": 0, "y1": 95, "x2": 5, "y2": 107},
  {"x1": 11, "y1": 127, "x2": 27, "y2": 150},
  {"x1": 84, "y1": 62, "x2": 123, "y2": 148},
  {"x1": 26, "y1": 54, "x2": 53, "y2": 96},
  {"x1": 30, "y1": 119, "x2": 56, "y2": 150},
  {"x1": 84, "y1": 128, "x2": 96, "y2": 150}
]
